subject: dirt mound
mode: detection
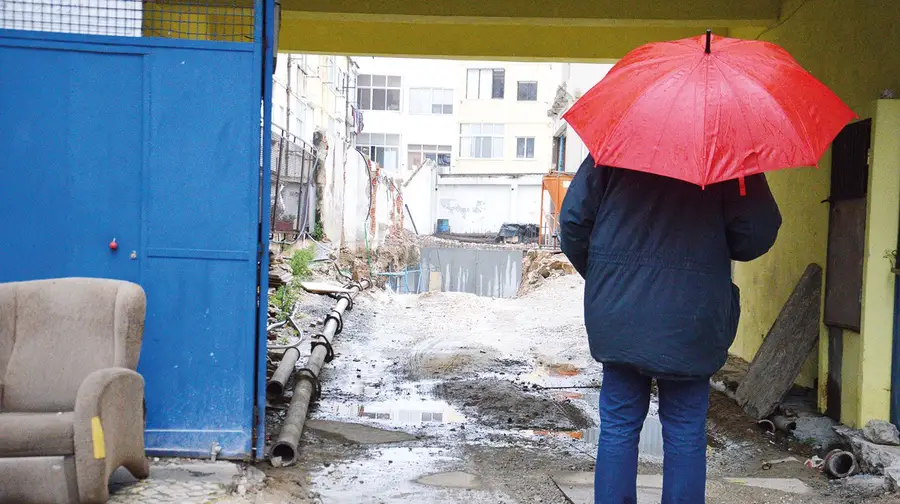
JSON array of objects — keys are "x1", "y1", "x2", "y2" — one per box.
[
  {"x1": 519, "y1": 251, "x2": 577, "y2": 295},
  {"x1": 437, "y1": 378, "x2": 593, "y2": 431}
]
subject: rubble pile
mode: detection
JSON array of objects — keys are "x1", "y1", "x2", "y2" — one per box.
[
  {"x1": 339, "y1": 230, "x2": 420, "y2": 287},
  {"x1": 268, "y1": 251, "x2": 294, "y2": 288},
  {"x1": 519, "y1": 250, "x2": 576, "y2": 295},
  {"x1": 833, "y1": 421, "x2": 900, "y2": 492}
]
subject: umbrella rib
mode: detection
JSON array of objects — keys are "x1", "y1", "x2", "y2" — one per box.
[
  {"x1": 645, "y1": 57, "x2": 708, "y2": 174},
  {"x1": 593, "y1": 56, "x2": 699, "y2": 163},
  {"x1": 710, "y1": 58, "x2": 762, "y2": 180}
]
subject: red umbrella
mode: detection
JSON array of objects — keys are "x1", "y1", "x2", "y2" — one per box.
[{"x1": 563, "y1": 31, "x2": 856, "y2": 192}]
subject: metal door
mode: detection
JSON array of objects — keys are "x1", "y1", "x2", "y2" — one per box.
[
  {"x1": 0, "y1": 0, "x2": 271, "y2": 458},
  {"x1": 0, "y1": 48, "x2": 144, "y2": 282}
]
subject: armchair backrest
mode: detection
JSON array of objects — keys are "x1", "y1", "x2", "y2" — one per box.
[{"x1": 0, "y1": 278, "x2": 145, "y2": 412}]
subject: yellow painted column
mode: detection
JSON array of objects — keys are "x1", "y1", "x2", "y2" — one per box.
[{"x1": 856, "y1": 99, "x2": 900, "y2": 425}]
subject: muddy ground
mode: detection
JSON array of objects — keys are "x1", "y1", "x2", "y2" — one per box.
[{"x1": 258, "y1": 272, "x2": 895, "y2": 504}]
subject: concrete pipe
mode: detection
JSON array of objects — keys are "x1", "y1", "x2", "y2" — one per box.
[
  {"x1": 824, "y1": 449, "x2": 858, "y2": 479},
  {"x1": 266, "y1": 346, "x2": 302, "y2": 399},
  {"x1": 269, "y1": 278, "x2": 370, "y2": 467}
]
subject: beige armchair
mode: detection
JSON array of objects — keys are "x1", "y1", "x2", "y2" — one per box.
[{"x1": 0, "y1": 278, "x2": 150, "y2": 504}]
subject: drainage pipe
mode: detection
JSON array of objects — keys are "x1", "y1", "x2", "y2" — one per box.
[
  {"x1": 771, "y1": 415, "x2": 797, "y2": 434},
  {"x1": 266, "y1": 346, "x2": 302, "y2": 399},
  {"x1": 824, "y1": 449, "x2": 858, "y2": 479},
  {"x1": 269, "y1": 278, "x2": 371, "y2": 467}
]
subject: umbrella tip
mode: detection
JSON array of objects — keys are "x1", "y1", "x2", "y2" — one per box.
[{"x1": 705, "y1": 29, "x2": 712, "y2": 54}]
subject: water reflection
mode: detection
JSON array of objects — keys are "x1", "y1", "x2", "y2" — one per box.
[
  {"x1": 324, "y1": 399, "x2": 466, "y2": 426},
  {"x1": 519, "y1": 362, "x2": 602, "y2": 388},
  {"x1": 526, "y1": 415, "x2": 665, "y2": 459}
]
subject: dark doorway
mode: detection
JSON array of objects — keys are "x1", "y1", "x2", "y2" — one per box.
[{"x1": 823, "y1": 118, "x2": 872, "y2": 421}]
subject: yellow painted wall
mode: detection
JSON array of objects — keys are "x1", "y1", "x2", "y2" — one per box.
[
  {"x1": 857, "y1": 100, "x2": 900, "y2": 425},
  {"x1": 731, "y1": 0, "x2": 900, "y2": 424}
]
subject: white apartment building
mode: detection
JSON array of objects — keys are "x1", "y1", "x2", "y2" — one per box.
[
  {"x1": 356, "y1": 57, "x2": 569, "y2": 234},
  {"x1": 354, "y1": 57, "x2": 458, "y2": 176},
  {"x1": 455, "y1": 61, "x2": 557, "y2": 176}
]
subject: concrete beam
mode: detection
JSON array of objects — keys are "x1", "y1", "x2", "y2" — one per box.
[
  {"x1": 279, "y1": 0, "x2": 781, "y2": 26},
  {"x1": 278, "y1": 16, "x2": 732, "y2": 60}
]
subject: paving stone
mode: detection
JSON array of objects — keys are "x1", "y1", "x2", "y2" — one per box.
[{"x1": 722, "y1": 477, "x2": 813, "y2": 494}]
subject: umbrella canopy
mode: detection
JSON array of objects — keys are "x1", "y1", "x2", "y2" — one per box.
[{"x1": 563, "y1": 31, "x2": 856, "y2": 189}]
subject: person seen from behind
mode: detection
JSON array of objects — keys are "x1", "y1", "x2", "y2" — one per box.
[{"x1": 559, "y1": 156, "x2": 782, "y2": 504}]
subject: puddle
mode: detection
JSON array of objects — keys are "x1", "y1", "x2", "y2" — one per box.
[
  {"x1": 306, "y1": 420, "x2": 418, "y2": 444},
  {"x1": 416, "y1": 471, "x2": 482, "y2": 489},
  {"x1": 517, "y1": 362, "x2": 602, "y2": 389},
  {"x1": 312, "y1": 447, "x2": 513, "y2": 503},
  {"x1": 318, "y1": 390, "x2": 467, "y2": 427}
]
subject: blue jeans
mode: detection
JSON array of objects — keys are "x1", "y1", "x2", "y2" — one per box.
[{"x1": 594, "y1": 364, "x2": 710, "y2": 504}]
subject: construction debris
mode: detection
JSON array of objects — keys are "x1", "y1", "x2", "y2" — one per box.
[
  {"x1": 519, "y1": 251, "x2": 576, "y2": 295},
  {"x1": 834, "y1": 424, "x2": 900, "y2": 475},
  {"x1": 735, "y1": 263, "x2": 823, "y2": 419},
  {"x1": 863, "y1": 420, "x2": 900, "y2": 447},
  {"x1": 269, "y1": 253, "x2": 294, "y2": 288}
]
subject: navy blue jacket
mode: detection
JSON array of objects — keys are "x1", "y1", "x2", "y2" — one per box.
[{"x1": 560, "y1": 156, "x2": 782, "y2": 378}]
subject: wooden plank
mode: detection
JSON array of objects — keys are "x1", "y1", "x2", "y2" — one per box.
[{"x1": 735, "y1": 263, "x2": 823, "y2": 419}]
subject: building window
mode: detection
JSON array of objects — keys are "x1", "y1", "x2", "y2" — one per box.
[
  {"x1": 326, "y1": 57, "x2": 347, "y2": 97},
  {"x1": 516, "y1": 137, "x2": 536, "y2": 159},
  {"x1": 408, "y1": 144, "x2": 452, "y2": 168},
  {"x1": 460, "y1": 124, "x2": 504, "y2": 159},
  {"x1": 357, "y1": 74, "x2": 401, "y2": 111},
  {"x1": 409, "y1": 88, "x2": 453, "y2": 115},
  {"x1": 517, "y1": 81, "x2": 538, "y2": 101},
  {"x1": 357, "y1": 133, "x2": 400, "y2": 170},
  {"x1": 466, "y1": 69, "x2": 505, "y2": 100}
]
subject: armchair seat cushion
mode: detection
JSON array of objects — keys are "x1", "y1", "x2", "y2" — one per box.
[{"x1": 0, "y1": 412, "x2": 75, "y2": 456}]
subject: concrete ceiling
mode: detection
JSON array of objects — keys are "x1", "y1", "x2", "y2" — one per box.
[{"x1": 277, "y1": 0, "x2": 779, "y2": 59}]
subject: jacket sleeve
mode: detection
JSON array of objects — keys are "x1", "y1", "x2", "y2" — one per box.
[
  {"x1": 723, "y1": 173, "x2": 782, "y2": 262},
  {"x1": 560, "y1": 155, "x2": 606, "y2": 277}
]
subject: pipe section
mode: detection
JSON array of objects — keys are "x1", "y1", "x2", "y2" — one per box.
[{"x1": 269, "y1": 278, "x2": 371, "y2": 467}]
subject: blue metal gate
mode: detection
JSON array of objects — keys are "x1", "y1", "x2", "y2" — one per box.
[{"x1": 0, "y1": 0, "x2": 273, "y2": 458}]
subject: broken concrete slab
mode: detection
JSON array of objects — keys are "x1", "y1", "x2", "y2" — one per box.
[
  {"x1": 885, "y1": 465, "x2": 900, "y2": 492},
  {"x1": 831, "y1": 474, "x2": 890, "y2": 499},
  {"x1": 835, "y1": 425, "x2": 900, "y2": 474},
  {"x1": 306, "y1": 419, "x2": 417, "y2": 444},
  {"x1": 110, "y1": 461, "x2": 240, "y2": 487},
  {"x1": 863, "y1": 419, "x2": 900, "y2": 446},
  {"x1": 416, "y1": 471, "x2": 482, "y2": 489},
  {"x1": 549, "y1": 471, "x2": 662, "y2": 504},
  {"x1": 723, "y1": 477, "x2": 813, "y2": 494}
]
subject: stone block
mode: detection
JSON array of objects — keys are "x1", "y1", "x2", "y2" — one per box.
[{"x1": 863, "y1": 420, "x2": 900, "y2": 446}]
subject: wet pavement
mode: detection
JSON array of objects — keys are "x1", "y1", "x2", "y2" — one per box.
[
  {"x1": 255, "y1": 274, "x2": 898, "y2": 503},
  {"x1": 108, "y1": 274, "x2": 897, "y2": 503}
]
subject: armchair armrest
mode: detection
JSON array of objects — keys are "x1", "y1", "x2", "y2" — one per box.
[{"x1": 73, "y1": 368, "x2": 149, "y2": 504}]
